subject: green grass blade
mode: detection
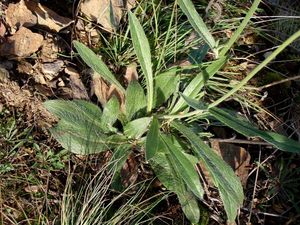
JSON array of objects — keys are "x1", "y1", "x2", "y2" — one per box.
[
  {"x1": 177, "y1": 0, "x2": 216, "y2": 51},
  {"x1": 128, "y1": 12, "x2": 154, "y2": 112},
  {"x1": 210, "y1": 29, "x2": 300, "y2": 108},
  {"x1": 209, "y1": 107, "x2": 300, "y2": 153},
  {"x1": 172, "y1": 122, "x2": 244, "y2": 222},
  {"x1": 73, "y1": 41, "x2": 125, "y2": 93}
]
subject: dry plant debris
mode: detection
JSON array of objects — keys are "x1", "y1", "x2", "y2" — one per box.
[{"x1": 80, "y1": 0, "x2": 136, "y2": 32}]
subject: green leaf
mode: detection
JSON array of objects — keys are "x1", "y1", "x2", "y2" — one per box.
[
  {"x1": 128, "y1": 12, "x2": 154, "y2": 112},
  {"x1": 125, "y1": 81, "x2": 146, "y2": 121},
  {"x1": 177, "y1": 0, "x2": 216, "y2": 51},
  {"x1": 123, "y1": 117, "x2": 151, "y2": 139},
  {"x1": 44, "y1": 100, "x2": 109, "y2": 154},
  {"x1": 145, "y1": 117, "x2": 159, "y2": 160},
  {"x1": 171, "y1": 57, "x2": 227, "y2": 114},
  {"x1": 150, "y1": 135, "x2": 201, "y2": 223},
  {"x1": 109, "y1": 144, "x2": 132, "y2": 191},
  {"x1": 172, "y1": 122, "x2": 244, "y2": 222},
  {"x1": 154, "y1": 68, "x2": 179, "y2": 107},
  {"x1": 209, "y1": 107, "x2": 300, "y2": 153},
  {"x1": 160, "y1": 134, "x2": 204, "y2": 199},
  {"x1": 100, "y1": 96, "x2": 119, "y2": 132},
  {"x1": 73, "y1": 41, "x2": 125, "y2": 93}
]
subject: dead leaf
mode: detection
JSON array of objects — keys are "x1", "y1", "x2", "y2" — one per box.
[
  {"x1": 90, "y1": 72, "x2": 110, "y2": 105},
  {"x1": 5, "y1": 0, "x2": 37, "y2": 33},
  {"x1": 25, "y1": 1, "x2": 73, "y2": 32},
  {"x1": 25, "y1": 185, "x2": 45, "y2": 193},
  {"x1": 121, "y1": 153, "x2": 138, "y2": 188},
  {"x1": 80, "y1": 0, "x2": 123, "y2": 32},
  {"x1": 107, "y1": 84, "x2": 125, "y2": 111},
  {"x1": 65, "y1": 67, "x2": 89, "y2": 100},
  {"x1": 124, "y1": 63, "x2": 138, "y2": 83},
  {"x1": 201, "y1": 141, "x2": 251, "y2": 187},
  {"x1": 0, "y1": 27, "x2": 43, "y2": 57}
]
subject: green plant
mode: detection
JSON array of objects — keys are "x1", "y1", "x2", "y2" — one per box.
[{"x1": 44, "y1": 0, "x2": 300, "y2": 223}]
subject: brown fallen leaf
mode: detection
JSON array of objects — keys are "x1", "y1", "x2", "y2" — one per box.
[
  {"x1": 65, "y1": 67, "x2": 89, "y2": 100},
  {"x1": 25, "y1": 1, "x2": 73, "y2": 32},
  {"x1": 124, "y1": 63, "x2": 138, "y2": 84},
  {"x1": 201, "y1": 141, "x2": 251, "y2": 187},
  {"x1": 107, "y1": 84, "x2": 125, "y2": 111},
  {"x1": 0, "y1": 27, "x2": 43, "y2": 57},
  {"x1": 80, "y1": 0, "x2": 123, "y2": 32},
  {"x1": 90, "y1": 72, "x2": 110, "y2": 105},
  {"x1": 5, "y1": 0, "x2": 37, "y2": 33},
  {"x1": 121, "y1": 153, "x2": 138, "y2": 188}
]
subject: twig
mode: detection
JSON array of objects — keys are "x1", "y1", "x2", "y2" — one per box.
[
  {"x1": 248, "y1": 148, "x2": 261, "y2": 223},
  {"x1": 256, "y1": 75, "x2": 300, "y2": 91}
]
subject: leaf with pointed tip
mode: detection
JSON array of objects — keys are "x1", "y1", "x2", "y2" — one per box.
[
  {"x1": 128, "y1": 12, "x2": 154, "y2": 112},
  {"x1": 73, "y1": 41, "x2": 125, "y2": 93},
  {"x1": 177, "y1": 0, "x2": 216, "y2": 50},
  {"x1": 209, "y1": 107, "x2": 300, "y2": 153},
  {"x1": 160, "y1": 134, "x2": 204, "y2": 199},
  {"x1": 172, "y1": 122, "x2": 244, "y2": 222},
  {"x1": 150, "y1": 135, "x2": 201, "y2": 223}
]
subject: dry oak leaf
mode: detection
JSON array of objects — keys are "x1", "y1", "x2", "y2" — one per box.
[
  {"x1": 5, "y1": 0, "x2": 37, "y2": 33},
  {"x1": 0, "y1": 27, "x2": 43, "y2": 57},
  {"x1": 80, "y1": 0, "x2": 123, "y2": 32},
  {"x1": 25, "y1": 0, "x2": 73, "y2": 32}
]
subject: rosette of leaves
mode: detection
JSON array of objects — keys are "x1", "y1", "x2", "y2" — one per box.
[{"x1": 44, "y1": 0, "x2": 300, "y2": 223}]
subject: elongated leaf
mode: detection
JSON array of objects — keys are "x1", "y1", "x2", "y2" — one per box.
[
  {"x1": 154, "y1": 68, "x2": 179, "y2": 107},
  {"x1": 44, "y1": 100, "x2": 108, "y2": 154},
  {"x1": 100, "y1": 96, "x2": 119, "y2": 132},
  {"x1": 128, "y1": 12, "x2": 154, "y2": 112},
  {"x1": 171, "y1": 57, "x2": 227, "y2": 114},
  {"x1": 123, "y1": 117, "x2": 151, "y2": 139},
  {"x1": 145, "y1": 117, "x2": 159, "y2": 160},
  {"x1": 125, "y1": 81, "x2": 146, "y2": 121},
  {"x1": 160, "y1": 134, "x2": 204, "y2": 199},
  {"x1": 73, "y1": 41, "x2": 125, "y2": 93},
  {"x1": 209, "y1": 107, "x2": 300, "y2": 153},
  {"x1": 150, "y1": 136, "x2": 201, "y2": 223},
  {"x1": 172, "y1": 122, "x2": 244, "y2": 222},
  {"x1": 109, "y1": 144, "x2": 132, "y2": 191},
  {"x1": 177, "y1": 0, "x2": 216, "y2": 50}
]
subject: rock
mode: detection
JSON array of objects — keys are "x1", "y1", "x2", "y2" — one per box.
[
  {"x1": 5, "y1": 0, "x2": 37, "y2": 33},
  {"x1": 0, "y1": 27, "x2": 43, "y2": 57}
]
